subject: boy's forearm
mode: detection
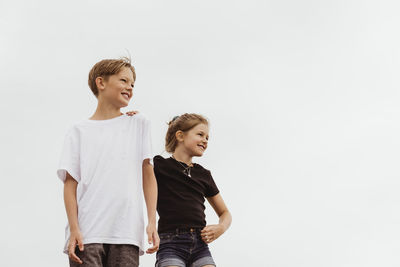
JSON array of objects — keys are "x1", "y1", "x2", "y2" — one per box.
[
  {"x1": 142, "y1": 162, "x2": 158, "y2": 224},
  {"x1": 64, "y1": 175, "x2": 80, "y2": 232}
]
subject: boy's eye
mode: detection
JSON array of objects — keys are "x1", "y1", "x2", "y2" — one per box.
[{"x1": 121, "y1": 79, "x2": 126, "y2": 82}]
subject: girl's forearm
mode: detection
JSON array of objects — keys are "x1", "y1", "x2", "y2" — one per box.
[{"x1": 218, "y1": 210, "x2": 232, "y2": 232}]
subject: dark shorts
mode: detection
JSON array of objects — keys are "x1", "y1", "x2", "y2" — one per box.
[
  {"x1": 156, "y1": 228, "x2": 216, "y2": 267},
  {"x1": 69, "y1": 243, "x2": 139, "y2": 267}
]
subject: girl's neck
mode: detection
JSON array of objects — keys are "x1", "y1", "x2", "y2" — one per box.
[
  {"x1": 172, "y1": 149, "x2": 193, "y2": 166},
  {"x1": 90, "y1": 101, "x2": 122, "y2": 120}
]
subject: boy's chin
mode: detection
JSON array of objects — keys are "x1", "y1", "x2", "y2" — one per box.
[{"x1": 118, "y1": 101, "x2": 130, "y2": 108}]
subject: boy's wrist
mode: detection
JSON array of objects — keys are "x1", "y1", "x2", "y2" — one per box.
[
  {"x1": 147, "y1": 219, "x2": 156, "y2": 225},
  {"x1": 69, "y1": 224, "x2": 80, "y2": 232}
]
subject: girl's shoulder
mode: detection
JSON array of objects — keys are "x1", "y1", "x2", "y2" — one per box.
[
  {"x1": 153, "y1": 155, "x2": 172, "y2": 165},
  {"x1": 193, "y1": 162, "x2": 212, "y2": 177}
]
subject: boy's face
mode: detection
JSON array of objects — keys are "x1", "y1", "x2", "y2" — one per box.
[{"x1": 98, "y1": 67, "x2": 135, "y2": 108}]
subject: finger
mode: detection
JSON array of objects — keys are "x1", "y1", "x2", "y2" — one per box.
[
  {"x1": 68, "y1": 240, "x2": 76, "y2": 255},
  {"x1": 69, "y1": 247, "x2": 83, "y2": 264},
  {"x1": 201, "y1": 234, "x2": 208, "y2": 242},
  {"x1": 201, "y1": 231, "x2": 209, "y2": 238},
  {"x1": 77, "y1": 239, "x2": 84, "y2": 251},
  {"x1": 146, "y1": 234, "x2": 159, "y2": 254},
  {"x1": 146, "y1": 244, "x2": 159, "y2": 254},
  {"x1": 154, "y1": 233, "x2": 160, "y2": 247},
  {"x1": 201, "y1": 227, "x2": 209, "y2": 233},
  {"x1": 71, "y1": 252, "x2": 83, "y2": 264}
]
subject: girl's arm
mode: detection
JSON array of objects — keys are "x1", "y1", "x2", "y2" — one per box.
[
  {"x1": 142, "y1": 159, "x2": 160, "y2": 254},
  {"x1": 201, "y1": 193, "x2": 232, "y2": 244},
  {"x1": 64, "y1": 173, "x2": 83, "y2": 264}
]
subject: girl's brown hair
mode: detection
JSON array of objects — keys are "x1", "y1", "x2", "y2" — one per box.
[
  {"x1": 165, "y1": 113, "x2": 209, "y2": 153},
  {"x1": 88, "y1": 57, "x2": 136, "y2": 97}
]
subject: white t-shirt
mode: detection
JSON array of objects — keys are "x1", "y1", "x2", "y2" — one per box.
[{"x1": 57, "y1": 113, "x2": 152, "y2": 255}]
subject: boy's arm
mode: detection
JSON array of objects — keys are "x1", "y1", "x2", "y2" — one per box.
[
  {"x1": 201, "y1": 193, "x2": 232, "y2": 244},
  {"x1": 64, "y1": 173, "x2": 84, "y2": 264},
  {"x1": 142, "y1": 159, "x2": 160, "y2": 254}
]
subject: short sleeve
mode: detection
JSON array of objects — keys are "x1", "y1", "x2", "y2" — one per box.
[
  {"x1": 204, "y1": 170, "x2": 219, "y2": 197},
  {"x1": 141, "y1": 117, "x2": 153, "y2": 165},
  {"x1": 57, "y1": 127, "x2": 81, "y2": 183}
]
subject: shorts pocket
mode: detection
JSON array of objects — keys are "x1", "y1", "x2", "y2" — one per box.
[{"x1": 159, "y1": 233, "x2": 175, "y2": 244}]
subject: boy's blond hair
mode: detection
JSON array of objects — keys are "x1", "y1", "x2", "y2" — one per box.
[{"x1": 88, "y1": 57, "x2": 136, "y2": 97}]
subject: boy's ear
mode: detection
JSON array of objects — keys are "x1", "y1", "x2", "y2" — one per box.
[
  {"x1": 175, "y1": 130, "x2": 184, "y2": 142},
  {"x1": 95, "y1": 77, "x2": 106, "y2": 92}
]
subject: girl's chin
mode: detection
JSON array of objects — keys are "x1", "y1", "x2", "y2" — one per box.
[{"x1": 193, "y1": 151, "x2": 205, "y2": 157}]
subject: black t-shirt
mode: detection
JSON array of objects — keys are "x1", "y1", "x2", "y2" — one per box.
[{"x1": 153, "y1": 155, "x2": 220, "y2": 233}]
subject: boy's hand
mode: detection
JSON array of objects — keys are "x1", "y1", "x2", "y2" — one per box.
[
  {"x1": 201, "y1": 224, "x2": 224, "y2": 244},
  {"x1": 68, "y1": 229, "x2": 84, "y2": 264},
  {"x1": 125, "y1": 110, "x2": 139, "y2": 116},
  {"x1": 145, "y1": 222, "x2": 160, "y2": 254}
]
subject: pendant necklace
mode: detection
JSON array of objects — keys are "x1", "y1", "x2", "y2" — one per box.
[{"x1": 171, "y1": 155, "x2": 193, "y2": 178}]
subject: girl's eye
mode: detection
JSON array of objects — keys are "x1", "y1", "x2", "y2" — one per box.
[{"x1": 121, "y1": 79, "x2": 126, "y2": 82}]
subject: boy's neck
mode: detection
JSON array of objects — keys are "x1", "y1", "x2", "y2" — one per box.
[
  {"x1": 90, "y1": 101, "x2": 123, "y2": 120},
  {"x1": 172, "y1": 149, "x2": 194, "y2": 166}
]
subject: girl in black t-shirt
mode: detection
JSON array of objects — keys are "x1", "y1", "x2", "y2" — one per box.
[{"x1": 153, "y1": 113, "x2": 232, "y2": 267}]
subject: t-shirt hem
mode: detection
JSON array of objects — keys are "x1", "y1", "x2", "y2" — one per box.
[
  {"x1": 57, "y1": 168, "x2": 80, "y2": 183},
  {"x1": 63, "y1": 238, "x2": 144, "y2": 256},
  {"x1": 205, "y1": 190, "x2": 220, "y2": 198}
]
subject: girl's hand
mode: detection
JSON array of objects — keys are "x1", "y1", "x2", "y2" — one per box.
[
  {"x1": 68, "y1": 229, "x2": 84, "y2": 264},
  {"x1": 201, "y1": 224, "x2": 224, "y2": 244},
  {"x1": 126, "y1": 110, "x2": 139, "y2": 116}
]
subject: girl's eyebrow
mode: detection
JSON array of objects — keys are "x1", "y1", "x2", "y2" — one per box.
[{"x1": 198, "y1": 131, "x2": 209, "y2": 137}]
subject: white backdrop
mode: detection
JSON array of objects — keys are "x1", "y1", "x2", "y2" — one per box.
[{"x1": 1, "y1": 0, "x2": 399, "y2": 266}]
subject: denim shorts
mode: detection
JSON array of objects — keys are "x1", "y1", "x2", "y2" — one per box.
[{"x1": 155, "y1": 228, "x2": 216, "y2": 267}]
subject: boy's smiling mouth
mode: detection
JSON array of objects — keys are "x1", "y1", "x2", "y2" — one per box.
[{"x1": 121, "y1": 92, "x2": 130, "y2": 100}]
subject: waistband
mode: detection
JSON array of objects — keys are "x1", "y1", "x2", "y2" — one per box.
[{"x1": 160, "y1": 227, "x2": 203, "y2": 235}]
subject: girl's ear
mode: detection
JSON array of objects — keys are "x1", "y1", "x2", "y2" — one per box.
[
  {"x1": 95, "y1": 77, "x2": 106, "y2": 92},
  {"x1": 175, "y1": 130, "x2": 184, "y2": 142}
]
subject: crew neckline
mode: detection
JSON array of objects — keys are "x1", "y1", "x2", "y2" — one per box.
[
  {"x1": 169, "y1": 156, "x2": 196, "y2": 168},
  {"x1": 85, "y1": 114, "x2": 126, "y2": 123}
]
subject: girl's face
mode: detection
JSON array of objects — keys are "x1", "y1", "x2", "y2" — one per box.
[{"x1": 180, "y1": 123, "x2": 209, "y2": 157}]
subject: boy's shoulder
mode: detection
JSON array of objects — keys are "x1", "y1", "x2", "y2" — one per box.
[{"x1": 130, "y1": 113, "x2": 149, "y2": 123}]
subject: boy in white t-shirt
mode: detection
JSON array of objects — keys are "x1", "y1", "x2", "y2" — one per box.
[{"x1": 57, "y1": 58, "x2": 159, "y2": 266}]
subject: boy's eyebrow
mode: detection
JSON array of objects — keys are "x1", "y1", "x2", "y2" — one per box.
[{"x1": 121, "y1": 76, "x2": 134, "y2": 84}]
